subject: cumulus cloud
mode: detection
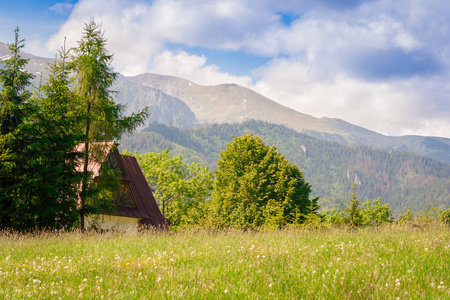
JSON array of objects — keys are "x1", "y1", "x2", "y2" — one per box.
[
  {"x1": 45, "y1": 0, "x2": 450, "y2": 138},
  {"x1": 151, "y1": 50, "x2": 252, "y2": 86}
]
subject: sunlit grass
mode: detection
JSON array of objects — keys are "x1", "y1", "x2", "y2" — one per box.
[{"x1": 0, "y1": 225, "x2": 449, "y2": 299}]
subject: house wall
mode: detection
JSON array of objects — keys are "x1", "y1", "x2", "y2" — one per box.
[{"x1": 85, "y1": 214, "x2": 141, "y2": 231}]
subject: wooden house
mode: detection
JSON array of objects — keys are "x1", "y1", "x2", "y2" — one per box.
[{"x1": 75, "y1": 142, "x2": 169, "y2": 230}]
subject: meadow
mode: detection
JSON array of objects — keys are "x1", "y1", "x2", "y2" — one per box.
[{"x1": 0, "y1": 225, "x2": 449, "y2": 299}]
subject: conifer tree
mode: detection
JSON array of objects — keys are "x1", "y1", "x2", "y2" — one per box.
[
  {"x1": 0, "y1": 27, "x2": 35, "y2": 229},
  {"x1": 346, "y1": 181, "x2": 362, "y2": 227},
  {"x1": 70, "y1": 19, "x2": 148, "y2": 228},
  {"x1": 18, "y1": 42, "x2": 84, "y2": 229}
]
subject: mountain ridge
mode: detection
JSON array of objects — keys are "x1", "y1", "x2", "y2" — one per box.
[
  {"x1": 125, "y1": 72, "x2": 450, "y2": 164},
  {"x1": 1, "y1": 42, "x2": 449, "y2": 164},
  {"x1": 120, "y1": 121, "x2": 450, "y2": 215}
]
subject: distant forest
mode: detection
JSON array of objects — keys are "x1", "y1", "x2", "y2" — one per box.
[{"x1": 121, "y1": 120, "x2": 450, "y2": 215}]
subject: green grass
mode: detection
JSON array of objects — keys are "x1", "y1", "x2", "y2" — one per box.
[{"x1": 0, "y1": 225, "x2": 449, "y2": 299}]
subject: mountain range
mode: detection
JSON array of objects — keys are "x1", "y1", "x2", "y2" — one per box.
[
  {"x1": 120, "y1": 121, "x2": 450, "y2": 215},
  {"x1": 2, "y1": 40, "x2": 448, "y2": 164},
  {"x1": 1, "y1": 42, "x2": 449, "y2": 214},
  {"x1": 117, "y1": 73, "x2": 450, "y2": 165}
]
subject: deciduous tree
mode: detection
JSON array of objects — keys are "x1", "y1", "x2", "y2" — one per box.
[
  {"x1": 135, "y1": 149, "x2": 213, "y2": 226},
  {"x1": 212, "y1": 134, "x2": 317, "y2": 228}
]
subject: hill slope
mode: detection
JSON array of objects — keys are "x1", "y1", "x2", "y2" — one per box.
[
  {"x1": 126, "y1": 73, "x2": 450, "y2": 164},
  {"x1": 2, "y1": 43, "x2": 449, "y2": 164},
  {"x1": 120, "y1": 121, "x2": 450, "y2": 215}
]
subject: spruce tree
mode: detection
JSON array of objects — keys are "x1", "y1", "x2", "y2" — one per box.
[
  {"x1": 0, "y1": 27, "x2": 35, "y2": 229},
  {"x1": 70, "y1": 19, "x2": 148, "y2": 229},
  {"x1": 18, "y1": 42, "x2": 84, "y2": 229}
]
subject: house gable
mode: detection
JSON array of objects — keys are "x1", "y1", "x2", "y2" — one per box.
[{"x1": 76, "y1": 141, "x2": 168, "y2": 229}]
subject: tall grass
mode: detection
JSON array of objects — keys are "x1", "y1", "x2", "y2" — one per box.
[{"x1": 0, "y1": 225, "x2": 449, "y2": 299}]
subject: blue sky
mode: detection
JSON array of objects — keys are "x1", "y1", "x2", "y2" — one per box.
[{"x1": 1, "y1": 0, "x2": 449, "y2": 138}]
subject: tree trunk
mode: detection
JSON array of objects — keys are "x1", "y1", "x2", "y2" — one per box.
[{"x1": 79, "y1": 103, "x2": 91, "y2": 230}]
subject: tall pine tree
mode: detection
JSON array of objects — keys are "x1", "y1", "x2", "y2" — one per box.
[
  {"x1": 17, "y1": 41, "x2": 85, "y2": 229},
  {"x1": 0, "y1": 27, "x2": 35, "y2": 230},
  {"x1": 70, "y1": 19, "x2": 148, "y2": 229}
]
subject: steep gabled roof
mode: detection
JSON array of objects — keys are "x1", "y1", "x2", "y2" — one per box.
[
  {"x1": 74, "y1": 141, "x2": 117, "y2": 178},
  {"x1": 75, "y1": 141, "x2": 168, "y2": 228},
  {"x1": 118, "y1": 155, "x2": 168, "y2": 227}
]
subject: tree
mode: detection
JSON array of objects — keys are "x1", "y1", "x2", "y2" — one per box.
[
  {"x1": 212, "y1": 134, "x2": 317, "y2": 228},
  {"x1": 16, "y1": 42, "x2": 84, "y2": 229},
  {"x1": 360, "y1": 198, "x2": 392, "y2": 226},
  {"x1": 346, "y1": 181, "x2": 362, "y2": 227},
  {"x1": 70, "y1": 19, "x2": 148, "y2": 229},
  {"x1": 0, "y1": 27, "x2": 35, "y2": 230},
  {"x1": 135, "y1": 149, "x2": 213, "y2": 226}
]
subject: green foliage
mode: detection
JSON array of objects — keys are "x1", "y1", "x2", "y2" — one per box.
[
  {"x1": 121, "y1": 120, "x2": 450, "y2": 215},
  {"x1": 135, "y1": 149, "x2": 213, "y2": 226},
  {"x1": 0, "y1": 30, "x2": 83, "y2": 230},
  {"x1": 398, "y1": 204, "x2": 450, "y2": 227},
  {"x1": 212, "y1": 134, "x2": 317, "y2": 228},
  {"x1": 398, "y1": 207, "x2": 414, "y2": 225},
  {"x1": 360, "y1": 198, "x2": 392, "y2": 226},
  {"x1": 70, "y1": 19, "x2": 149, "y2": 228},
  {"x1": 346, "y1": 181, "x2": 362, "y2": 227},
  {"x1": 0, "y1": 27, "x2": 36, "y2": 230},
  {"x1": 439, "y1": 208, "x2": 450, "y2": 226},
  {"x1": 0, "y1": 22, "x2": 149, "y2": 231},
  {"x1": 324, "y1": 209, "x2": 348, "y2": 227}
]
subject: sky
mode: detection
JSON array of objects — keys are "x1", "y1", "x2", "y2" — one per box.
[{"x1": 1, "y1": 0, "x2": 449, "y2": 138}]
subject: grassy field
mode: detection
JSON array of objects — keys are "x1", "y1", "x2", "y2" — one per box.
[{"x1": 0, "y1": 225, "x2": 449, "y2": 299}]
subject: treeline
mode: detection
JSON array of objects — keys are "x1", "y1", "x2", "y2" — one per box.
[
  {"x1": 0, "y1": 22, "x2": 147, "y2": 231},
  {"x1": 121, "y1": 120, "x2": 450, "y2": 215},
  {"x1": 131, "y1": 139, "x2": 450, "y2": 229}
]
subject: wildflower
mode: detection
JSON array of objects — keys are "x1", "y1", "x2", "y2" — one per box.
[
  {"x1": 224, "y1": 289, "x2": 228, "y2": 293},
  {"x1": 157, "y1": 276, "x2": 162, "y2": 283},
  {"x1": 269, "y1": 283, "x2": 273, "y2": 288}
]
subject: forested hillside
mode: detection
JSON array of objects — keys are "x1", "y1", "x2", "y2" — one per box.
[{"x1": 120, "y1": 121, "x2": 450, "y2": 215}]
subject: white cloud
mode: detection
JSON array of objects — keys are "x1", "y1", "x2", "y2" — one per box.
[
  {"x1": 151, "y1": 50, "x2": 252, "y2": 86},
  {"x1": 44, "y1": 0, "x2": 450, "y2": 138},
  {"x1": 49, "y1": 2, "x2": 73, "y2": 15}
]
